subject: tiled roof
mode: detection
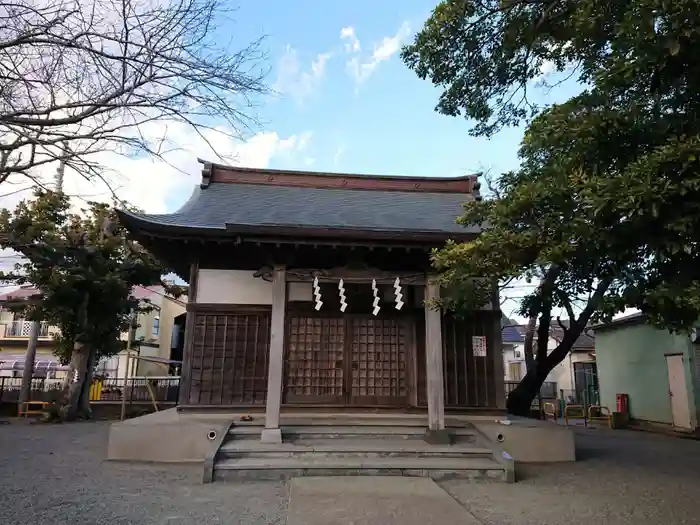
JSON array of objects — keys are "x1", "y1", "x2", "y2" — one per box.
[
  {"x1": 501, "y1": 316, "x2": 525, "y2": 343},
  {"x1": 550, "y1": 320, "x2": 595, "y2": 350},
  {"x1": 0, "y1": 286, "x2": 41, "y2": 302},
  {"x1": 0, "y1": 285, "x2": 175, "y2": 304},
  {"x1": 502, "y1": 325, "x2": 525, "y2": 343},
  {"x1": 499, "y1": 316, "x2": 595, "y2": 350},
  {"x1": 119, "y1": 182, "x2": 479, "y2": 236}
]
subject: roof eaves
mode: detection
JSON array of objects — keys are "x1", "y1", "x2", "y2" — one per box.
[{"x1": 592, "y1": 313, "x2": 646, "y2": 332}]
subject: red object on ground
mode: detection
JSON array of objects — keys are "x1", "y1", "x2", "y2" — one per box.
[{"x1": 616, "y1": 393, "x2": 629, "y2": 414}]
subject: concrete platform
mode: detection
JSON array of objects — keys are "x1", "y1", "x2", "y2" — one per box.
[
  {"x1": 286, "y1": 477, "x2": 481, "y2": 525},
  {"x1": 107, "y1": 408, "x2": 231, "y2": 463},
  {"x1": 472, "y1": 416, "x2": 577, "y2": 463},
  {"x1": 107, "y1": 409, "x2": 576, "y2": 469}
]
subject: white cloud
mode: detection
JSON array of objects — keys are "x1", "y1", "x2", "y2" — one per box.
[
  {"x1": 533, "y1": 42, "x2": 574, "y2": 85},
  {"x1": 340, "y1": 26, "x2": 361, "y2": 52},
  {"x1": 0, "y1": 123, "x2": 313, "y2": 215},
  {"x1": 333, "y1": 145, "x2": 346, "y2": 167},
  {"x1": 297, "y1": 131, "x2": 313, "y2": 151},
  {"x1": 277, "y1": 130, "x2": 313, "y2": 155},
  {"x1": 0, "y1": 123, "x2": 312, "y2": 278},
  {"x1": 345, "y1": 22, "x2": 411, "y2": 86},
  {"x1": 274, "y1": 46, "x2": 332, "y2": 105}
]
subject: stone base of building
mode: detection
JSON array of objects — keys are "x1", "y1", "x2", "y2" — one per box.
[
  {"x1": 107, "y1": 408, "x2": 576, "y2": 471},
  {"x1": 471, "y1": 416, "x2": 577, "y2": 463},
  {"x1": 107, "y1": 408, "x2": 231, "y2": 463}
]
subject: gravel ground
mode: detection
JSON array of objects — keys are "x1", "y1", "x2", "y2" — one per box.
[
  {"x1": 0, "y1": 421, "x2": 288, "y2": 525},
  {"x1": 1, "y1": 420, "x2": 700, "y2": 524},
  {"x1": 443, "y1": 426, "x2": 700, "y2": 525}
]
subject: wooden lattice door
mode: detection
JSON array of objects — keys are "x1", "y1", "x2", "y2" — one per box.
[
  {"x1": 284, "y1": 315, "x2": 346, "y2": 403},
  {"x1": 284, "y1": 314, "x2": 411, "y2": 406},
  {"x1": 348, "y1": 317, "x2": 409, "y2": 406}
]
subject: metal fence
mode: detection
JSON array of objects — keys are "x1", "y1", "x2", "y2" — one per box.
[
  {"x1": 504, "y1": 380, "x2": 558, "y2": 398},
  {"x1": 560, "y1": 388, "x2": 600, "y2": 407},
  {"x1": 504, "y1": 380, "x2": 558, "y2": 409},
  {"x1": 4, "y1": 320, "x2": 51, "y2": 337},
  {"x1": 91, "y1": 377, "x2": 180, "y2": 404},
  {"x1": 0, "y1": 376, "x2": 180, "y2": 405},
  {"x1": 0, "y1": 377, "x2": 63, "y2": 403}
]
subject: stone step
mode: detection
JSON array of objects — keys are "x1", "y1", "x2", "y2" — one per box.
[
  {"x1": 228, "y1": 424, "x2": 479, "y2": 442},
  {"x1": 230, "y1": 416, "x2": 474, "y2": 428},
  {"x1": 285, "y1": 425, "x2": 437, "y2": 439},
  {"x1": 218, "y1": 439, "x2": 494, "y2": 459},
  {"x1": 213, "y1": 455, "x2": 506, "y2": 482}
]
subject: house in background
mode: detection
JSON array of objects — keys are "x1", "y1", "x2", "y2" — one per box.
[
  {"x1": 0, "y1": 285, "x2": 185, "y2": 380},
  {"x1": 501, "y1": 318, "x2": 597, "y2": 402},
  {"x1": 0, "y1": 286, "x2": 65, "y2": 379},
  {"x1": 501, "y1": 317, "x2": 526, "y2": 381},
  {"x1": 95, "y1": 285, "x2": 187, "y2": 379},
  {"x1": 593, "y1": 313, "x2": 700, "y2": 432},
  {"x1": 549, "y1": 321, "x2": 597, "y2": 403}
]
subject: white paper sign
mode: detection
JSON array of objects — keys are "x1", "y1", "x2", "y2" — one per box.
[{"x1": 472, "y1": 336, "x2": 487, "y2": 357}]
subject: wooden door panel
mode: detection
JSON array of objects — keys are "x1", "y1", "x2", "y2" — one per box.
[
  {"x1": 666, "y1": 354, "x2": 692, "y2": 429},
  {"x1": 284, "y1": 316, "x2": 345, "y2": 403},
  {"x1": 349, "y1": 317, "x2": 409, "y2": 406}
]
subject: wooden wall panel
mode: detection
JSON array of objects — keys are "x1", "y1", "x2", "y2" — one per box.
[
  {"x1": 441, "y1": 312, "x2": 499, "y2": 408},
  {"x1": 415, "y1": 314, "x2": 427, "y2": 406},
  {"x1": 187, "y1": 308, "x2": 271, "y2": 405}
]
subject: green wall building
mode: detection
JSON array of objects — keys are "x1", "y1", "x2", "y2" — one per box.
[{"x1": 593, "y1": 314, "x2": 700, "y2": 431}]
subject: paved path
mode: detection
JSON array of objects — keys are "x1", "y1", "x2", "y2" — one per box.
[
  {"x1": 287, "y1": 477, "x2": 479, "y2": 525},
  {"x1": 2, "y1": 420, "x2": 700, "y2": 524}
]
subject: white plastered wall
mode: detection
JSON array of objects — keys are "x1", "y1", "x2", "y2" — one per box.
[{"x1": 196, "y1": 269, "x2": 311, "y2": 304}]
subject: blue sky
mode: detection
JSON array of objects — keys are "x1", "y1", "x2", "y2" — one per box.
[
  {"x1": 154, "y1": 0, "x2": 587, "y2": 320},
  {"x1": 159, "y1": 0, "x2": 582, "y2": 211}
]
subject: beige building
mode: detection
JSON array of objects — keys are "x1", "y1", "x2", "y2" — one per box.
[
  {"x1": 0, "y1": 285, "x2": 186, "y2": 380},
  {"x1": 0, "y1": 286, "x2": 64, "y2": 379},
  {"x1": 96, "y1": 285, "x2": 187, "y2": 379}
]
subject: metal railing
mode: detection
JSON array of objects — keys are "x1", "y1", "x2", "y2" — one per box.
[
  {"x1": 91, "y1": 377, "x2": 180, "y2": 403},
  {"x1": 0, "y1": 377, "x2": 63, "y2": 403},
  {"x1": 504, "y1": 380, "x2": 558, "y2": 409},
  {"x1": 3, "y1": 321, "x2": 51, "y2": 338},
  {"x1": 0, "y1": 375, "x2": 180, "y2": 405}
]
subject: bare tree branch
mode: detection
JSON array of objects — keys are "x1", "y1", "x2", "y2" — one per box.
[{"x1": 0, "y1": 0, "x2": 269, "y2": 186}]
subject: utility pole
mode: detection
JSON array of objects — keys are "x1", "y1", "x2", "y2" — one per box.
[
  {"x1": 17, "y1": 321, "x2": 41, "y2": 411},
  {"x1": 120, "y1": 310, "x2": 136, "y2": 421},
  {"x1": 17, "y1": 155, "x2": 66, "y2": 412}
]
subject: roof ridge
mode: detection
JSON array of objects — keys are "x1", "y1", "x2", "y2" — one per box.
[{"x1": 198, "y1": 160, "x2": 482, "y2": 197}]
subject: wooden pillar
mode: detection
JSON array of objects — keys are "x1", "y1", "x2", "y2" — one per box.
[
  {"x1": 261, "y1": 267, "x2": 286, "y2": 443},
  {"x1": 424, "y1": 277, "x2": 448, "y2": 443},
  {"x1": 178, "y1": 260, "x2": 199, "y2": 407},
  {"x1": 491, "y1": 282, "x2": 506, "y2": 409}
]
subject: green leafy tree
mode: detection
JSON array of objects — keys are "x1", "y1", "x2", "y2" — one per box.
[
  {"x1": 0, "y1": 190, "x2": 177, "y2": 420},
  {"x1": 403, "y1": 0, "x2": 700, "y2": 414}
]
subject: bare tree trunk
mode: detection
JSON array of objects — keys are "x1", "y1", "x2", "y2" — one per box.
[
  {"x1": 522, "y1": 315, "x2": 537, "y2": 374},
  {"x1": 59, "y1": 341, "x2": 91, "y2": 420},
  {"x1": 78, "y1": 348, "x2": 97, "y2": 418}
]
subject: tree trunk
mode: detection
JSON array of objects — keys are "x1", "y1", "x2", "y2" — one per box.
[
  {"x1": 522, "y1": 315, "x2": 537, "y2": 374},
  {"x1": 506, "y1": 365, "x2": 554, "y2": 416},
  {"x1": 59, "y1": 342, "x2": 91, "y2": 421},
  {"x1": 78, "y1": 348, "x2": 97, "y2": 418}
]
